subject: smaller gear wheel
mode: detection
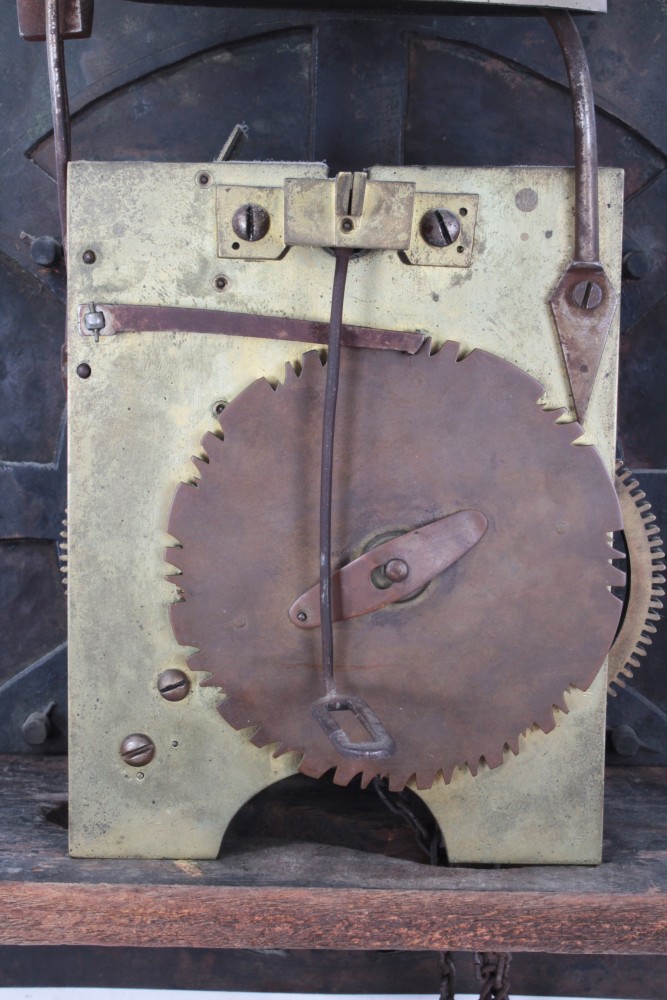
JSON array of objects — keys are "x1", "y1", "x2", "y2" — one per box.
[{"x1": 608, "y1": 462, "x2": 665, "y2": 693}]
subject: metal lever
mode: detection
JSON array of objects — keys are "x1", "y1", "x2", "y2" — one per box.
[
  {"x1": 290, "y1": 509, "x2": 488, "y2": 629},
  {"x1": 544, "y1": 11, "x2": 618, "y2": 427}
]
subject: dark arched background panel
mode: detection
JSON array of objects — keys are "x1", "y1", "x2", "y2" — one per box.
[{"x1": 1, "y1": 0, "x2": 666, "y2": 994}]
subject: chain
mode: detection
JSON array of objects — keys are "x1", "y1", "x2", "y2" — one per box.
[
  {"x1": 474, "y1": 951, "x2": 512, "y2": 1000},
  {"x1": 372, "y1": 779, "x2": 454, "y2": 996}
]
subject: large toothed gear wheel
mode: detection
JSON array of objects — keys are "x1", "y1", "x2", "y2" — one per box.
[
  {"x1": 608, "y1": 462, "x2": 665, "y2": 694},
  {"x1": 166, "y1": 341, "x2": 624, "y2": 791}
]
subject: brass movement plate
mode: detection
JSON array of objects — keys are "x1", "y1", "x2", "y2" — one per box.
[{"x1": 67, "y1": 160, "x2": 623, "y2": 861}]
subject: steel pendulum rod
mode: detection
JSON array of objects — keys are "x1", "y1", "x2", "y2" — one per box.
[
  {"x1": 319, "y1": 248, "x2": 353, "y2": 697},
  {"x1": 310, "y1": 249, "x2": 395, "y2": 761},
  {"x1": 45, "y1": 0, "x2": 72, "y2": 246}
]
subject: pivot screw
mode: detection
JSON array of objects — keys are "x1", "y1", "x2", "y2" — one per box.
[
  {"x1": 385, "y1": 559, "x2": 409, "y2": 583},
  {"x1": 340, "y1": 217, "x2": 354, "y2": 233},
  {"x1": 214, "y1": 275, "x2": 228, "y2": 291},
  {"x1": 157, "y1": 669, "x2": 191, "y2": 702},
  {"x1": 297, "y1": 611, "x2": 307, "y2": 622},
  {"x1": 120, "y1": 734, "x2": 155, "y2": 767},
  {"x1": 232, "y1": 204, "x2": 270, "y2": 242},
  {"x1": 30, "y1": 236, "x2": 61, "y2": 268},
  {"x1": 420, "y1": 209, "x2": 461, "y2": 248},
  {"x1": 22, "y1": 711, "x2": 52, "y2": 746},
  {"x1": 82, "y1": 249, "x2": 96, "y2": 265},
  {"x1": 76, "y1": 363, "x2": 91, "y2": 379},
  {"x1": 197, "y1": 172, "x2": 211, "y2": 187},
  {"x1": 572, "y1": 280, "x2": 603, "y2": 310}
]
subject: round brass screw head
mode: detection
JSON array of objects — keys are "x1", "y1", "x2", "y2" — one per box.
[
  {"x1": 572, "y1": 280, "x2": 603, "y2": 310},
  {"x1": 420, "y1": 209, "x2": 461, "y2": 248},
  {"x1": 157, "y1": 669, "x2": 191, "y2": 702},
  {"x1": 232, "y1": 203, "x2": 270, "y2": 242},
  {"x1": 384, "y1": 558, "x2": 409, "y2": 583},
  {"x1": 120, "y1": 734, "x2": 155, "y2": 767}
]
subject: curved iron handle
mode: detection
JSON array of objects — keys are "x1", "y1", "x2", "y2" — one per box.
[
  {"x1": 544, "y1": 11, "x2": 618, "y2": 428},
  {"x1": 544, "y1": 10, "x2": 599, "y2": 265}
]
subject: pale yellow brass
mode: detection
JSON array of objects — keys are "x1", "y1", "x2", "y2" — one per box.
[
  {"x1": 284, "y1": 173, "x2": 416, "y2": 250},
  {"x1": 404, "y1": 193, "x2": 479, "y2": 268},
  {"x1": 67, "y1": 160, "x2": 623, "y2": 862}
]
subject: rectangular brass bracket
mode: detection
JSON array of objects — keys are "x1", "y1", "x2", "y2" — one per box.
[
  {"x1": 284, "y1": 172, "x2": 416, "y2": 250},
  {"x1": 17, "y1": 0, "x2": 93, "y2": 40},
  {"x1": 216, "y1": 171, "x2": 478, "y2": 267}
]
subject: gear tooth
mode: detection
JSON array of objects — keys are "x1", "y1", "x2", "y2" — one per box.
[
  {"x1": 607, "y1": 565, "x2": 626, "y2": 587},
  {"x1": 439, "y1": 763, "x2": 455, "y2": 784},
  {"x1": 386, "y1": 771, "x2": 409, "y2": 792},
  {"x1": 359, "y1": 770, "x2": 375, "y2": 790},
  {"x1": 535, "y1": 707, "x2": 556, "y2": 733},
  {"x1": 507, "y1": 736, "x2": 520, "y2": 756},
  {"x1": 413, "y1": 769, "x2": 435, "y2": 791},
  {"x1": 628, "y1": 653, "x2": 643, "y2": 667},
  {"x1": 646, "y1": 524, "x2": 661, "y2": 537},
  {"x1": 301, "y1": 349, "x2": 326, "y2": 373},
  {"x1": 467, "y1": 757, "x2": 480, "y2": 778},
  {"x1": 164, "y1": 572, "x2": 183, "y2": 589},
  {"x1": 191, "y1": 456, "x2": 208, "y2": 477},
  {"x1": 643, "y1": 513, "x2": 657, "y2": 524},
  {"x1": 436, "y1": 340, "x2": 461, "y2": 364},
  {"x1": 284, "y1": 361, "x2": 299, "y2": 383},
  {"x1": 299, "y1": 757, "x2": 329, "y2": 781},
  {"x1": 609, "y1": 547, "x2": 627, "y2": 560},
  {"x1": 200, "y1": 431, "x2": 224, "y2": 456},
  {"x1": 643, "y1": 623, "x2": 658, "y2": 635},
  {"x1": 165, "y1": 546, "x2": 184, "y2": 571},
  {"x1": 333, "y1": 762, "x2": 362, "y2": 787},
  {"x1": 652, "y1": 557, "x2": 666, "y2": 568},
  {"x1": 482, "y1": 747, "x2": 505, "y2": 771}
]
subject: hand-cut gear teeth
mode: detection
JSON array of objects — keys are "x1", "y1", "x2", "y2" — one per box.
[
  {"x1": 609, "y1": 463, "x2": 665, "y2": 693},
  {"x1": 57, "y1": 513, "x2": 68, "y2": 595},
  {"x1": 166, "y1": 343, "x2": 624, "y2": 790}
]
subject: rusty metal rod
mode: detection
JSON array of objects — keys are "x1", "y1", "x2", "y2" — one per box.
[
  {"x1": 45, "y1": 0, "x2": 71, "y2": 245},
  {"x1": 319, "y1": 248, "x2": 353, "y2": 696},
  {"x1": 545, "y1": 10, "x2": 599, "y2": 264}
]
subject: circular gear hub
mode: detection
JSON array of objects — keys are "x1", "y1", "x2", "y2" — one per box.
[{"x1": 166, "y1": 341, "x2": 623, "y2": 791}]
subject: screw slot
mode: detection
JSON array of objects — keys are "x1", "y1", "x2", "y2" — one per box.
[
  {"x1": 420, "y1": 208, "x2": 461, "y2": 248},
  {"x1": 572, "y1": 280, "x2": 603, "y2": 310},
  {"x1": 232, "y1": 203, "x2": 270, "y2": 243},
  {"x1": 157, "y1": 669, "x2": 191, "y2": 702},
  {"x1": 120, "y1": 733, "x2": 155, "y2": 767}
]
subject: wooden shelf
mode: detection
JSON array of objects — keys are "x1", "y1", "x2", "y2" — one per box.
[{"x1": 0, "y1": 757, "x2": 665, "y2": 955}]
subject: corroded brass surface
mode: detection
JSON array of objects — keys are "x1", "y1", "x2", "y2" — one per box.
[{"x1": 67, "y1": 161, "x2": 623, "y2": 861}]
